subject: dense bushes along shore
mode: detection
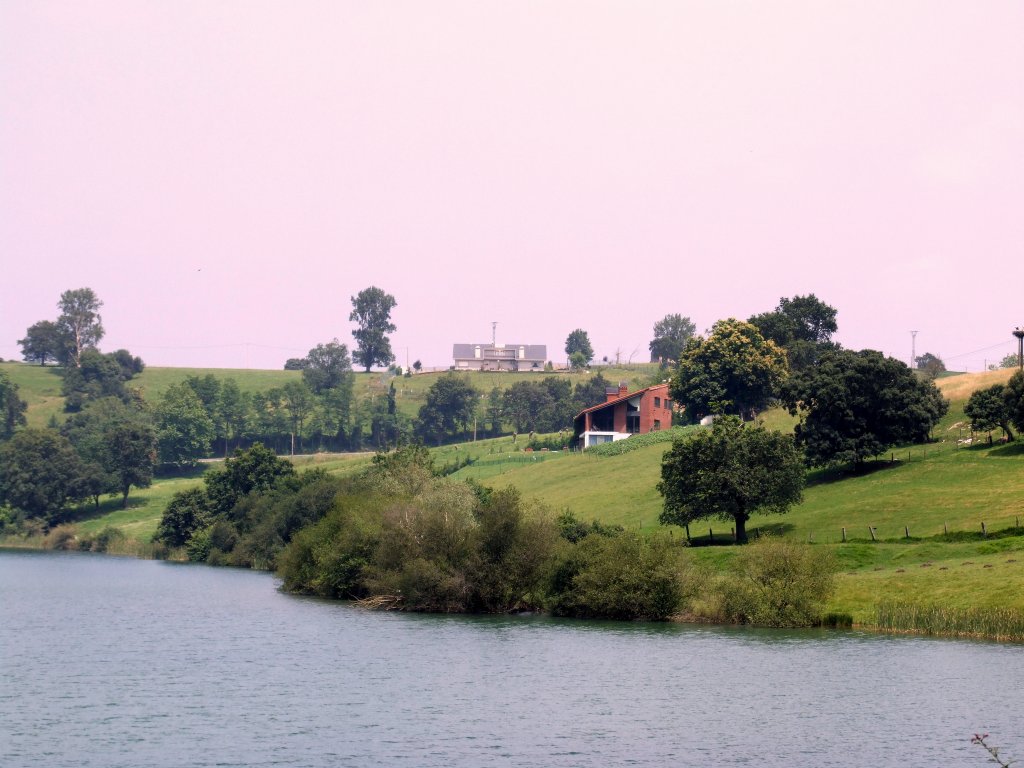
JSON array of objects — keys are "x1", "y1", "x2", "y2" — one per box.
[{"x1": 148, "y1": 444, "x2": 836, "y2": 625}]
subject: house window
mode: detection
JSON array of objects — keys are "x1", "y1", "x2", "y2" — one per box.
[
  {"x1": 654, "y1": 397, "x2": 661, "y2": 408},
  {"x1": 664, "y1": 398, "x2": 671, "y2": 411},
  {"x1": 653, "y1": 419, "x2": 661, "y2": 431}
]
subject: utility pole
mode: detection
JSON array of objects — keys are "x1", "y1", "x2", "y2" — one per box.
[
  {"x1": 492, "y1": 321, "x2": 497, "y2": 346},
  {"x1": 1014, "y1": 328, "x2": 1024, "y2": 371},
  {"x1": 910, "y1": 330, "x2": 918, "y2": 370}
]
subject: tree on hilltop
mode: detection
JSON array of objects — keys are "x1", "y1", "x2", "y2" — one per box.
[
  {"x1": 56, "y1": 288, "x2": 105, "y2": 367},
  {"x1": 565, "y1": 329, "x2": 594, "y2": 371},
  {"x1": 649, "y1": 314, "x2": 695, "y2": 366},
  {"x1": 350, "y1": 287, "x2": 397, "y2": 372},
  {"x1": 18, "y1": 321, "x2": 62, "y2": 366}
]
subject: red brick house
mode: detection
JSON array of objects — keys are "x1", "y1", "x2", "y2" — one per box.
[{"x1": 572, "y1": 382, "x2": 673, "y2": 449}]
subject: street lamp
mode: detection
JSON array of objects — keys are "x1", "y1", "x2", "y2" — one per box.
[{"x1": 1014, "y1": 328, "x2": 1024, "y2": 371}]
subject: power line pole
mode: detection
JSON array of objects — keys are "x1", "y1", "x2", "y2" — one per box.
[
  {"x1": 1014, "y1": 328, "x2": 1024, "y2": 371},
  {"x1": 910, "y1": 330, "x2": 918, "y2": 369}
]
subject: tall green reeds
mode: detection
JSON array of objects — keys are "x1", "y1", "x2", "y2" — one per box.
[{"x1": 876, "y1": 600, "x2": 1024, "y2": 642}]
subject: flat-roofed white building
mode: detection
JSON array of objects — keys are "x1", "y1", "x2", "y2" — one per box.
[{"x1": 452, "y1": 343, "x2": 547, "y2": 372}]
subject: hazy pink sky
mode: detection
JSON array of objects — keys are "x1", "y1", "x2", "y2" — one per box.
[{"x1": 3, "y1": 1, "x2": 1022, "y2": 372}]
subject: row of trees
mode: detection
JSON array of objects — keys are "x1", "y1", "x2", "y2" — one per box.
[
  {"x1": 155, "y1": 444, "x2": 697, "y2": 620},
  {"x1": 664, "y1": 295, "x2": 949, "y2": 469},
  {"x1": 413, "y1": 372, "x2": 614, "y2": 445},
  {"x1": 151, "y1": 443, "x2": 833, "y2": 625}
]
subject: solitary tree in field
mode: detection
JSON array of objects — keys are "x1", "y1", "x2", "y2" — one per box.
[
  {"x1": 565, "y1": 329, "x2": 594, "y2": 371},
  {"x1": 964, "y1": 384, "x2": 1015, "y2": 442},
  {"x1": 659, "y1": 417, "x2": 805, "y2": 543},
  {"x1": 350, "y1": 287, "x2": 397, "y2": 372}
]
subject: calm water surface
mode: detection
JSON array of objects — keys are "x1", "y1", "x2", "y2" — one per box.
[{"x1": 1, "y1": 549, "x2": 1020, "y2": 767}]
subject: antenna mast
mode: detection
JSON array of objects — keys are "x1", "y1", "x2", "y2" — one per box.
[{"x1": 492, "y1": 321, "x2": 497, "y2": 346}]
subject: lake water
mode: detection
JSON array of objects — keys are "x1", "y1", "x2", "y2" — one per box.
[{"x1": 1, "y1": 549, "x2": 1020, "y2": 767}]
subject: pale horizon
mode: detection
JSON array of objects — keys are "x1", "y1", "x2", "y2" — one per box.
[{"x1": 3, "y1": 2, "x2": 1022, "y2": 373}]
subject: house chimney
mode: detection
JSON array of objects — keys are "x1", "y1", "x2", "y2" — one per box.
[
  {"x1": 605, "y1": 387, "x2": 619, "y2": 402},
  {"x1": 618, "y1": 382, "x2": 629, "y2": 398}
]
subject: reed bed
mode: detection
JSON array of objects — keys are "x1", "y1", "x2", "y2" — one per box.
[{"x1": 875, "y1": 599, "x2": 1024, "y2": 642}]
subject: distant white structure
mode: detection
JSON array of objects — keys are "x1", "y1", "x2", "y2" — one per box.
[{"x1": 452, "y1": 343, "x2": 547, "y2": 372}]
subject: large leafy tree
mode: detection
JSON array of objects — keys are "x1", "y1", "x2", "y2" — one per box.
[
  {"x1": 56, "y1": 288, "x2": 105, "y2": 367},
  {"x1": 61, "y1": 397, "x2": 156, "y2": 507},
  {"x1": 155, "y1": 487, "x2": 213, "y2": 547},
  {"x1": 106, "y1": 421, "x2": 157, "y2": 508},
  {"x1": 670, "y1": 318, "x2": 788, "y2": 421},
  {"x1": 0, "y1": 372, "x2": 28, "y2": 440},
  {"x1": 415, "y1": 374, "x2": 478, "y2": 445},
  {"x1": 658, "y1": 417, "x2": 805, "y2": 543},
  {"x1": 155, "y1": 383, "x2": 216, "y2": 466},
  {"x1": 565, "y1": 329, "x2": 594, "y2": 370},
  {"x1": 782, "y1": 348, "x2": 948, "y2": 468},
  {"x1": 0, "y1": 429, "x2": 89, "y2": 523},
  {"x1": 964, "y1": 384, "x2": 1014, "y2": 441},
  {"x1": 649, "y1": 314, "x2": 696, "y2": 366},
  {"x1": 301, "y1": 339, "x2": 354, "y2": 394},
  {"x1": 749, "y1": 294, "x2": 838, "y2": 372},
  {"x1": 502, "y1": 381, "x2": 555, "y2": 434},
  {"x1": 18, "y1": 320, "x2": 62, "y2": 366},
  {"x1": 350, "y1": 287, "x2": 397, "y2": 372},
  {"x1": 204, "y1": 443, "x2": 296, "y2": 520}
]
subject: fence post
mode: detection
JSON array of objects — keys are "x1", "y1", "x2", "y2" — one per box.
[
  {"x1": 709, "y1": 527, "x2": 713, "y2": 542},
  {"x1": 982, "y1": 522, "x2": 987, "y2": 537},
  {"x1": 869, "y1": 526, "x2": 876, "y2": 542},
  {"x1": 944, "y1": 522, "x2": 948, "y2": 535},
  {"x1": 841, "y1": 527, "x2": 847, "y2": 542},
  {"x1": 905, "y1": 526, "x2": 910, "y2": 539}
]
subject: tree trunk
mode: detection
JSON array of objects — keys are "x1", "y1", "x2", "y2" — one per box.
[
  {"x1": 734, "y1": 513, "x2": 749, "y2": 544},
  {"x1": 121, "y1": 486, "x2": 129, "y2": 509}
]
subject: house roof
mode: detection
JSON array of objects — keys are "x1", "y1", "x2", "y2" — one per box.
[
  {"x1": 573, "y1": 383, "x2": 669, "y2": 420},
  {"x1": 453, "y1": 343, "x2": 547, "y2": 360}
]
